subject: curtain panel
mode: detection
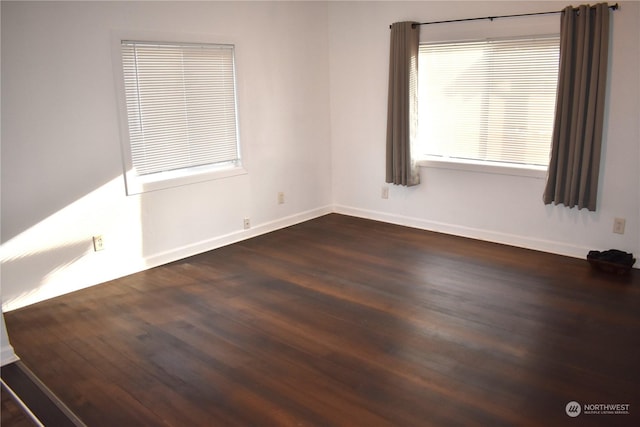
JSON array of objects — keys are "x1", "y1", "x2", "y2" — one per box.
[
  {"x1": 386, "y1": 22, "x2": 420, "y2": 186},
  {"x1": 543, "y1": 3, "x2": 611, "y2": 211}
]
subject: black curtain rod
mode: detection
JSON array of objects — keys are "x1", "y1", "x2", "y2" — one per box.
[{"x1": 390, "y1": 3, "x2": 618, "y2": 29}]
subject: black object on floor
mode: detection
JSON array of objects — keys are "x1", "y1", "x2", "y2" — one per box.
[{"x1": 587, "y1": 249, "x2": 636, "y2": 275}]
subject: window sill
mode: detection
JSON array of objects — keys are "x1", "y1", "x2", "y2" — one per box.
[
  {"x1": 125, "y1": 163, "x2": 247, "y2": 195},
  {"x1": 417, "y1": 157, "x2": 547, "y2": 179}
]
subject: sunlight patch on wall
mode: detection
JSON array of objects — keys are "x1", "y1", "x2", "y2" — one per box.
[{"x1": 1, "y1": 178, "x2": 143, "y2": 311}]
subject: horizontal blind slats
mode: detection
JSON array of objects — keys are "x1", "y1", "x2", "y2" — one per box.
[
  {"x1": 122, "y1": 41, "x2": 240, "y2": 176},
  {"x1": 418, "y1": 35, "x2": 559, "y2": 166}
]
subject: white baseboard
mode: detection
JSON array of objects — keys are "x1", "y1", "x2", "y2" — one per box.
[
  {"x1": 333, "y1": 205, "x2": 594, "y2": 262},
  {"x1": 1, "y1": 313, "x2": 19, "y2": 366},
  {"x1": 144, "y1": 205, "x2": 334, "y2": 270},
  {"x1": 2, "y1": 206, "x2": 333, "y2": 312},
  {"x1": 1, "y1": 349, "x2": 19, "y2": 366},
  {"x1": 1, "y1": 202, "x2": 632, "y2": 313}
]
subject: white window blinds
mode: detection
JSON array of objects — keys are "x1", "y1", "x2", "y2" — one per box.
[
  {"x1": 418, "y1": 36, "x2": 560, "y2": 167},
  {"x1": 121, "y1": 41, "x2": 240, "y2": 177}
]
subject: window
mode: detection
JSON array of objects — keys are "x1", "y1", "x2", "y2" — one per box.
[
  {"x1": 417, "y1": 35, "x2": 560, "y2": 171},
  {"x1": 119, "y1": 40, "x2": 243, "y2": 194}
]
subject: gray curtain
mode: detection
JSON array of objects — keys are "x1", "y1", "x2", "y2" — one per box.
[
  {"x1": 386, "y1": 22, "x2": 420, "y2": 186},
  {"x1": 543, "y1": 3, "x2": 610, "y2": 211}
]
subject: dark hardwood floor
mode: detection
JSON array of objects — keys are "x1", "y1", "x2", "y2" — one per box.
[
  {"x1": 1, "y1": 383, "x2": 37, "y2": 427},
  {"x1": 4, "y1": 214, "x2": 640, "y2": 426}
]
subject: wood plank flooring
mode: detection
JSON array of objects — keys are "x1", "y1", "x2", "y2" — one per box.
[
  {"x1": 1, "y1": 383, "x2": 37, "y2": 427},
  {"x1": 1, "y1": 361, "x2": 86, "y2": 426},
  {"x1": 4, "y1": 214, "x2": 640, "y2": 426}
]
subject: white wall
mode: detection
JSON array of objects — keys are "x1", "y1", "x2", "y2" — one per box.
[
  {"x1": 329, "y1": 1, "x2": 640, "y2": 261},
  {"x1": 1, "y1": 313, "x2": 18, "y2": 365},
  {"x1": 1, "y1": 1, "x2": 332, "y2": 311},
  {"x1": 2, "y1": 1, "x2": 638, "y2": 312}
]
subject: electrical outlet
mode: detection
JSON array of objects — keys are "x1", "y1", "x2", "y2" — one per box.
[
  {"x1": 93, "y1": 235, "x2": 105, "y2": 251},
  {"x1": 278, "y1": 192, "x2": 285, "y2": 205},
  {"x1": 381, "y1": 186, "x2": 389, "y2": 199},
  {"x1": 243, "y1": 218, "x2": 251, "y2": 230},
  {"x1": 613, "y1": 218, "x2": 626, "y2": 234}
]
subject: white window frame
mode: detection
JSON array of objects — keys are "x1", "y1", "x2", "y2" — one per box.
[
  {"x1": 112, "y1": 31, "x2": 247, "y2": 195},
  {"x1": 415, "y1": 15, "x2": 560, "y2": 179}
]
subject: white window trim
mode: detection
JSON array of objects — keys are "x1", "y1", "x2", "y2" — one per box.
[
  {"x1": 123, "y1": 161, "x2": 247, "y2": 194},
  {"x1": 416, "y1": 14, "x2": 560, "y2": 179},
  {"x1": 417, "y1": 35, "x2": 558, "y2": 178},
  {"x1": 111, "y1": 31, "x2": 247, "y2": 195},
  {"x1": 417, "y1": 156, "x2": 547, "y2": 179}
]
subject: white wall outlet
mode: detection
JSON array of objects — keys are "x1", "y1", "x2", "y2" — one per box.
[
  {"x1": 381, "y1": 186, "x2": 389, "y2": 199},
  {"x1": 243, "y1": 218, "x2": 251, "y2": 229},
  {"x1": 613, "y1": 217, "x2": 626, "y2": 234},
  {"x1": 93, "y1": 235, "x2": 105, "y2": 251},
  {"x1": 278, "y1": 192, "x2": 285, "y2": 204}
]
